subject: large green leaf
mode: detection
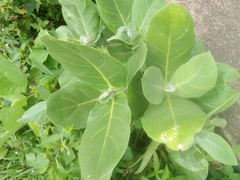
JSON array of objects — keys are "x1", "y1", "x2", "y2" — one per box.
[
  {"x1": 191, "y1": 62, "x2": 239, "y2": 114},
  {"x1": 58, "y1": 0, "x2": 99, "y2": 42},
  {"x1": 192, "y1": 85, "x2": 239, "y2": 115},
  {"x1": 126, "y1": 42, "x2": 147, "y2": 83},
  {"x1": 18, "y1": 101, "x2": 47, "y2": 123},
  {"x1": 127, "y1": 71, "x2": 149, "y2": 118},
  {"x1": 79, "y1": 92, "x2": 131, "y2": 180},
  {"x1": 0, "y1": 56, "x2": 27, "y2": 96},
  {"x1": 171, "y1": 146, "x2": 208, "y2": 172},
  {"x1": 47, "y1": 82, "x2": 100, "y2": 129},
  {"x1": 96, "y1": 0, "x2": 134, "y2": 33},
  {"x1": 40, "y1": 33, "x2": 128, "y2": 91},
  {"x1": 170, "y1": 52, "x2": 217, "y2": 98},
  {"x1": 132, "y1": 0, "x2": 165, "y2": 37},
  {"x1": 142, "y1": 95, "x2": 207, "y2": 151},
  {"x1": 141, "y1": 66, "x2": 165, "y2": 104},
  {"x1": 196, "y1": 130, "x2": 237, "y2": 165},
  {"x1": 170, "y1": 154, "x2": 208, "y2": 180},
  {"x1": 146, "y1": 3, "x2": 195, "y2": 82}
]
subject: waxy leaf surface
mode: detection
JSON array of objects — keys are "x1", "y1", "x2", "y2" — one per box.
[
  {"x1": 170, "y1": 154, "x2": 208, "y2": 180},
  {"x1": 47, "y1": 82, "x2": 100, "y2": 129},
  {"x1": 196, "y1": 130, "x2": 237, "y2": 165},
  {"x1": 171, "y1": 146, "x2": 208, "y2": 172},
  {"x1": 18, "y1": 101, "x2": 47, "y2": 123},
  {"x1": 142, "y1": 66, "x2": 165, "y2": 104},
  {"x1": 170, "y1": 52, "x2": 217, "y2": 98},
  {"x1": 59, "y1": 0, "x2": 99, "y2": 42},
  {"x1": 79, "y1": 92, "x2": 131, "y2": 180},
  {"x1": 96, "y1": 0, "x2": 134, "y2": 33},
  {"x1": 41, "y1": 33, "x2": 128, "y2": 91},
  {"x1": 132, "y1": 0, "x2": 165, "y2": 37},
  {"x1": 142, "y1": 95, "x2": 207, "y2": 151},
  {"x1": 192, "y1": 62, "x2": 239, "y2": 114},
  {"x1": 146, "y1": 3, "x2": 195, "y2": 82}
]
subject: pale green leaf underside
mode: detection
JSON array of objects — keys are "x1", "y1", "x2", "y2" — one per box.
[
  {"x1": 170, "y1": 154, "x2": 208, "y2": 180},
  {"x1": 96, "y1": 0, "x2": 134, "y2": 33},
  {"x1": 142, "y1": 66, "x2": 165, "y2": 104},
  {"x1": 40, "y1": 33, "x2": 128, "y2": 91},
  {"x1": 170, "y1": 52, "x2": 217, "y2": 98},
  {"x1": 146, "y1": 3, "x2": 195, "y2": 82},
  {"x1": 79, "y1": 92, "x2": 131, "y2": 180},
  {"x1": 59, "y1": 0, "x2": 99, "y2": 41},
  {"x1": 171, "y1": 146, "x2": 208, "y2": 172},
  {"x1": 47, "y1": 82, "x2": 100, "y2": 129},
  {"x1": 196, "y1": 130, "x2": 237, "y2": 165},
  {"x1": 142, "y1": 95, "x2": 207, "y2": 151}
]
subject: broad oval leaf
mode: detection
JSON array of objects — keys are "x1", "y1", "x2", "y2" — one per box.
[
  {"x1": 18, "y1": 101, "x2": 47, "y2": 123},
  {"x1": 191, "y1": 85, "x2": 240, "y2": 115},
  {"x1": 170, "y1": 52, "x2": 217, "y2": 98},
  {"x1": 171, "y1": 146, "x2": 208, "y2": 172},
  {"x1": 141, "y1": 66, "x2": 165, "y2": 104},
  {"x1": 0, "y1": 56, "x2": 27, "y2": 96},
  {"x1": 132, "y1": 0, "x2": 165, "y2": 38},
  {"x1": 146, "y1": 3, "x2": 195, "y2": 82},
  {"x1": 59, "y1": 0, "x2": 99, "y2": 42},
  {"x1": 79, "y1": 92, "x2": 131, "y2": 180},
  {"x1": 170, "y1": 154, "x2": 208, "y2": 180},
  {"x1": 126, "y1": 42, "x2": 147, "y2": 83},
  {"x1": 47, "y1": 82, "x2": 100, "y2": 129},
  {"x1": 191, "y1": 62, "x2": 239, "y2": 115},
  {"x1": 196, "y1": 130, "x2": 237, "y2": 165},
  {"x1": 142, "y1": 95, "x2": 208, "y2": 151},
  {"x1": 96, "y1": 0, "x2": 134, "y2": 33},
  {"x1": 40, "y1": 33, "x2": 128, "y2": 91}
]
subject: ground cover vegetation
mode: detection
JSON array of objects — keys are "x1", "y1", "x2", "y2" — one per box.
[{"x1": 0, "y1": 0, "x2": 240, "y2": 179}]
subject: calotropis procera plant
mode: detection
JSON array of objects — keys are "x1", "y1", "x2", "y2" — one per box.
[{"x1": 34, "y1": 0, "x2": 239, "y2": 179}]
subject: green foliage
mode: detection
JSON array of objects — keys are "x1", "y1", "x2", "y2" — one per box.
[{"x1": 0, "y1": 0, "x2": 240, "y2": 179}]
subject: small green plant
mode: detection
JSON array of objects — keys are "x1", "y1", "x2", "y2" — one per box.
[{"x1": 1, "y1": 0, "x2": 240, "y2": 179}]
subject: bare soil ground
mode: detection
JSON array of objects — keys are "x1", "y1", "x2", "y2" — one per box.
[{"x1": 167, "y1": 0, "x2": 240, "y2": 161}]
